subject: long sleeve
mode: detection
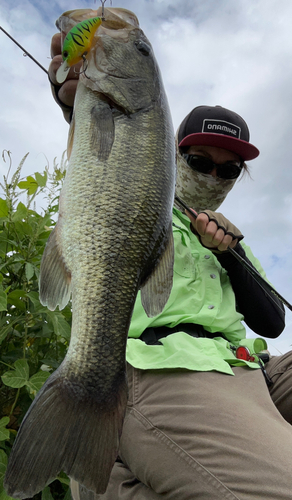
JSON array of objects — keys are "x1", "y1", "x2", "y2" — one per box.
[{"x1": 216, "y1": 243, "x2": 285, "y2": 338}]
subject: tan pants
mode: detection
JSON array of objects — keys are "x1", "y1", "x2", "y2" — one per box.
[{"x1": 72, "y1": 351, "x2": 292, "y2": 499}]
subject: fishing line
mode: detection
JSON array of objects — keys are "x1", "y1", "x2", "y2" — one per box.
[
  {"x1": 0, "y1": 25, "x2": 48, "y2": 75},
  {"x1": 94, "y1": 0, "x2": 113, "y2": 20},
  {"x1": 175, "y1": 195, "x2": 292, "y2": 313}
]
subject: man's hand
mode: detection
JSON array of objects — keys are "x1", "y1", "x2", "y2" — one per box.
[
  {"x1": 49, "y1": 33, "x2": 80, "y2": 121},
  {"x1": 186, "y1": 210, "x2": 244, "y2": 252}
]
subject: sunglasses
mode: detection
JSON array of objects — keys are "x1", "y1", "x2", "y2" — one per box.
[{"x1": 182, "y1": 154, "x2": 243, "y2": 180}]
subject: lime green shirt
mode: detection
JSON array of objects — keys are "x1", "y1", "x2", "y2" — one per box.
[{"x1": 126, "y1": 208, "x2": 267, "y2": 375}]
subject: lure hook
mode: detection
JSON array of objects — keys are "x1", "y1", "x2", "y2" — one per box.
[{"x1": 73, "y1": 55, "x2": 90, "y2": 79}]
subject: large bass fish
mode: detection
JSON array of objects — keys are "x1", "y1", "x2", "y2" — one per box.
[{"x1": 5, "y1": 7, "x2": 175, "y2": 498}]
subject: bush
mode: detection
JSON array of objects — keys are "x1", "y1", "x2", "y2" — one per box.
[{"x1": 0, "y1": 151, "x2": 72, "y2": 500}]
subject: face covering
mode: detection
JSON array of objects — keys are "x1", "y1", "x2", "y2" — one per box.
[{"x1": 175, "y1": 135, "x2": 237, "y2": 213}]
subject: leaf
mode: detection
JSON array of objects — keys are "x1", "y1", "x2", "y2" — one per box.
[
  {"x1": 0, "y1": 290, "x2": 7, "y2": 312},
  {"x1": 26, "y1": 370, "x2": 50, "y2": 394},
  {"x1": 46, "y1": 311, "x2": 71, "y2": 340},
  {"x1": 14, "y1": 220, "x2": 33, "y2": 237},
  {"x1": 1, "y1": 359, "x2": 29, "y2": 388},
  {"x1": 26, "y1": 292, "x2": 47, "y2": 314},
  {"x1": 11, "y1": 202, "x2": 28, "y2": 222},
  {"x1": 10, "y1": 153, "x2": 29, "y2": 189},
  {"x1": 26, "y1": 291, "x2": 40, "y2": 307},
  {"x1": 18, "y1": 176, "x2": 38, "y2": 195},
  {"x1": 35, "y1": 171, "x2": 47, "y2": 188},
  {"x1": 54, "y1": 168, "x2": 64, "y2": 181},
  {"x1": 0, "y1": 199, "x2": 9, "y2": 219},
  {"x1": 25, "y1": 262, "x2": 34, "y2": 282},
  {"x1": 17, "y1": 180, "x2": 30, "y2": 190},
  {"x1": 14, "y1": 359, "x2": 30, "y2": 378},
  {"x1": 41, "y1": 358, "x2": 62, "y2": 370},
  {"x1": 0, "y1": 450, "x2": 7, "y2": 490},
  {"x1": 0, "y1": 316, "x2": 22, "y2": 345},
  {"x1": 63, "y1": 487, "x2": 73, "y2": 500},
  {"x1": 0, "y1": 418, "x2": 10, "y2": 442},
  {"x1": 0, "y1": 487, "x2": 15, "y2": 500},
  {"x1": 0, "y1": 318, "x2": 12, "y2": 344},
  {"x1": 57, "y1": 472, "x2": 70, "y2": 486},
  {"x1": 0, "y1": 486, "x2": 16, "y2": 500},
  {"x1": 7, "y1": 290, "x2": 26, "y2": 300},
  {"x1": 7, "y1": 290, "x2": 26, "y2": 311},
  {"x1": 41, "y1": 486, "x2": 54, "y2": 500},
  {"x1": 0, "y1": 328, "x2": 9, "y2": 346},
  {"x1": 0, "y1": 418, "x2": 9, "y2": 427}
]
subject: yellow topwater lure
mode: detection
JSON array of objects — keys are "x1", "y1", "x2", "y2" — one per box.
[{"x1": 56, "y1": 17, "x2": 102, "y2": 83}]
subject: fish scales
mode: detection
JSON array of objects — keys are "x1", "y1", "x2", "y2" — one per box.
[
  {"x1": 5, "y1": 7, "x2": 175, "y2": 498},
  {"x1": 63, "y1": 87, "x2": 172, "y2": 386}
]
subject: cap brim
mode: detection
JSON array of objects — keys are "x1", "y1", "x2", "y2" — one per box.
[{"x1": 178, "y1": 133, "x2": 259, "y2": 161}]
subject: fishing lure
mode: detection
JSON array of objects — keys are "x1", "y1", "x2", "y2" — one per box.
[{"x1": 56, "y1": 16, "x2": 102, "y2": 84}]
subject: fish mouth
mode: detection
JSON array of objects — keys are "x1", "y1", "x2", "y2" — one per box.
[
  {"x1": 56, "y1": 7, "x2": 139, "y2": 39},
  {"x1": 60, "y1": 6, "x2": 152, "y2": 114}
]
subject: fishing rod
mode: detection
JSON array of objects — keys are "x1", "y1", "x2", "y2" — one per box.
[
  {"x1": 0, "y1": 26, "x2": 48, "y2": 75},
  {"x1": 175, "y1": 194, "x2": 292, "y2": 312},
  {"x1": 4, "y1": 9, "x2": 289, "y2": 313},
  {"x1": 0, "y1": 1, "x2": 111, "y2": 73}
]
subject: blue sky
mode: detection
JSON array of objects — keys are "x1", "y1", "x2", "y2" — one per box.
[{"x1": 1, "y1": 0, "x2": 292, "y2": 354}]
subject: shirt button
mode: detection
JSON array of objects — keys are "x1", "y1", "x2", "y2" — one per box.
[
  {"x1": 208, "y1": 305, "x2": 215, "y2": 309},
  {"x1": 204, "y1": 255, "x2": 210, "y2": 259},
  {"x1": 210, "y1": 274, "x2": 216, "y2": 279}
]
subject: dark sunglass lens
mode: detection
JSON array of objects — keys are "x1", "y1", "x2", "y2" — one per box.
[
  {"x1": 182, "y1": 154, "x2": 243, "y2": 179},
  {"x1": 217, "y1": 163, "x2": 242, "y2": 180},
  {"x1": 183, "y1": 155, "x2": 214, "y2": 174}
]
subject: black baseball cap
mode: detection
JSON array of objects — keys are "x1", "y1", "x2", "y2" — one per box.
[{"x1": 178, "y1": 105, "x2": 259, "y2": 161}]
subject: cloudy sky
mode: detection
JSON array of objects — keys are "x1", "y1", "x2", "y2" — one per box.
[{"x1": 1, "y1": 0, "x2": 292, "y2": 355}]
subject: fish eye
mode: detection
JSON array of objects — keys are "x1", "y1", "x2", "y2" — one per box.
[
  {"x1": 63, "y1": 50, "x2": 69, "y2": 58},
  {"x1": 135, "y1": 40, "x2": 151, "y2": 56}
]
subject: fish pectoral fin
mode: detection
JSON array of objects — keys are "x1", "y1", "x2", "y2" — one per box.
[
  {"x1": 70, "y1": 479, "x2": 81, "y2": 500},
  {"x1": 90, "y1": 102, "x2": 115, "y2": 161},
  {"x1": 141, "y1": 223, "x2": 174, "y2": 317},
  {"x1": 39, "y1": 225, "x2": 71, "y2": 310},
  {"x1": 70, "y1": 478, "x2": 99, "y2": 500},
  {"x1": 4, "y1": 367, "x2": 128, "y2": 498},
  {"x1": 67, "y1": 112, "x2": 75, "y2": 160}
]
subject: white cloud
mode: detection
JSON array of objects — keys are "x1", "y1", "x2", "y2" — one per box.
[{"x1": 1, "y1": 0, "x2": 292, "y2": 353}]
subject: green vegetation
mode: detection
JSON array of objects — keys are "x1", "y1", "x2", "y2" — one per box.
[{"x1": 0, "y1": 151, "x2": 72, "y2": 500}]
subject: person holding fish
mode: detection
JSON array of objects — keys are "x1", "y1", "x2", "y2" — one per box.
[
  {"x1": 46, "y1": 29, "x2": 292, "y2": 498},
  {"x1": 6, "y1": 8, "x2": 292, "y2": 500}
]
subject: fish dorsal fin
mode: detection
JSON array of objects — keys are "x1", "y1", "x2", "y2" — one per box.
[
  {"x1": 39, "y1": 225, "x2": 72, "y2": 311},
  {"x1": 141, "y1": 223, "x2": 174, "y2": 318}
]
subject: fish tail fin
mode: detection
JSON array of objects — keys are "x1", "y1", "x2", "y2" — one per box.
[{"x1": 4, "y1": 367, "x2": 127, "y2": 499}]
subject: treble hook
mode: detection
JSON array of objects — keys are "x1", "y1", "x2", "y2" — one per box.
[{"x1": 73, "y1": 55, "x2": 90, "y2": 79}]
